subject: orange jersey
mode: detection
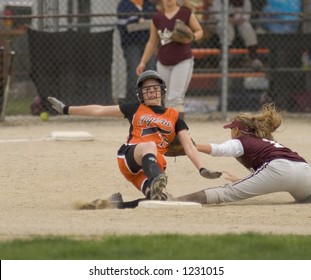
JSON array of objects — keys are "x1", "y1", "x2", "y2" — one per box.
[
  {"x1": 117, "y1": 103, "x2": 182, "y2": 191},
  {"x1": 127, "y1": 104, "x2": 179, "y2": 155}
]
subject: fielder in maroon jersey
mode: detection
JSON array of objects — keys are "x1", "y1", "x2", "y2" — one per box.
[{"x1": 178, "y1": 103, "x2": 311, "y2": 204}]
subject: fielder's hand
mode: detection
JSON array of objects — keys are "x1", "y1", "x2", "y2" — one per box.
[
  {"x1": 48, "y1": 96, "x2": 66, "y2": 114},
  {"x1": 199, "y1": 168, "x2": 222, "y2": 179}
]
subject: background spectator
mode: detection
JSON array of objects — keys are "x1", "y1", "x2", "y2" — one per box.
[
  {"x1": 262, "y1": 0, "x2": 301, "y2": 34},
  {"x1": 210, "y1": 0, "x2": 263, "y2": 69},
  {"x1": 117, "y1": 0, "x2": 157, "y2": 104}
]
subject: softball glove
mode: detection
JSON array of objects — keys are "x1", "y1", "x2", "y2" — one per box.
[
  {"x1": 165, "y1": 136, "x2": 196, "y2": 157},
  {"x1": 171, "y1": 19, "x2": 194, "y2": 44}
]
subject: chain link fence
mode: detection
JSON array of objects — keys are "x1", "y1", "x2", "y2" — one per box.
[{"x1": 0, "y1": 0, "x2": 310, "y2": 122}]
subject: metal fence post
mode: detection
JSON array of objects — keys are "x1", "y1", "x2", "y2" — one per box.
[{"x1": 220, "y1": 0, "x2": 229, "y2": 120}]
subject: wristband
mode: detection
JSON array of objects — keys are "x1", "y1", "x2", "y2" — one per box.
[{"x1": 63, "y1": 105, "x2": 69, "y2": 115}]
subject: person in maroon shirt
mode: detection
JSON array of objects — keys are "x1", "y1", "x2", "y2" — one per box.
[
  {"x1": 177, "y1": 103, "x2": 311, "y2": 204},
  {"x1": 136, "y1": 0, "x2": 203, "y2": 119}
]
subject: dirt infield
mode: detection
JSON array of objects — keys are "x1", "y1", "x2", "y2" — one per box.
[{"x1": 1, "y1": 115, "x2": 311, "y2": 240}]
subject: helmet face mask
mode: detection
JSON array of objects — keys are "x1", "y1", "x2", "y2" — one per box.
[{"x1": 136, "y1": 70, "x2": 166, "y2": 103}]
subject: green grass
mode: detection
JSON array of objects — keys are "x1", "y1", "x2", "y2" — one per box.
[
  {"x1": 1, "y1": 233, "x2": 311, "y2": 260},
  {"x1": 5, "y1": 96, "x2": 33, "y2": 115}
]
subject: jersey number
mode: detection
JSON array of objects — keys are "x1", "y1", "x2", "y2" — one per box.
[
  {"x1": 141, "y1": 127, "x2": 170, "y2": 148},
  {"x1": 263, "y1": 139, "x2": 284, "y2": 148}
]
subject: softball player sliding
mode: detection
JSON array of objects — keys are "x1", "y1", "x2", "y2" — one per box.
[
  {"x1": 177, "y1": 103, "x2": 311, "y2": 204},
  {"x1": 48, "y1": 70, "x2": 221, "y2": 204}
]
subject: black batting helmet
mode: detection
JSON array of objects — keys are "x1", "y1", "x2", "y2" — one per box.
[{"x1": 136, "y1": 70, "x2": 166, "y2": 103}]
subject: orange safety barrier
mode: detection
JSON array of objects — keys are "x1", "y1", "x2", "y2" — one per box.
[
  {"x1": 192, "y1": 48, "x2": 270, "y2": 59},
  {"x1": 189, "y1": 72, "x2": 267, "y2": 90},
  {"x1": 192, "y1": 72, "x2": 266, "y2": 79}
]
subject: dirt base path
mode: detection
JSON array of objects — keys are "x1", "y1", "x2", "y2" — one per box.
[{"x1": 1, "y1": 116, "x2": 311, "y2": 240}]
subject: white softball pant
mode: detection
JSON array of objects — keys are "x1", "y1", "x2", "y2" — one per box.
[
  {"x1": 156, "y1": 58, "x2": 194, "y2": 113},
  {"x1": 204, "y1": 159, "x2": 311, "y2": 204}
]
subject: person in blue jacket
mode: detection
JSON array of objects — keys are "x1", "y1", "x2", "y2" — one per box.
[{"x1": 117, "y1": 0, "x2": 157, "y2": 103}]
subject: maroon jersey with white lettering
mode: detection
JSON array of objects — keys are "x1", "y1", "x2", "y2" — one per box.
[
  {"x1": 237, "y1": 135, "x2": 306, "y2": 170},
  {"x1": 153, "y1": 7, "x2": 192, "y2": 65}
]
